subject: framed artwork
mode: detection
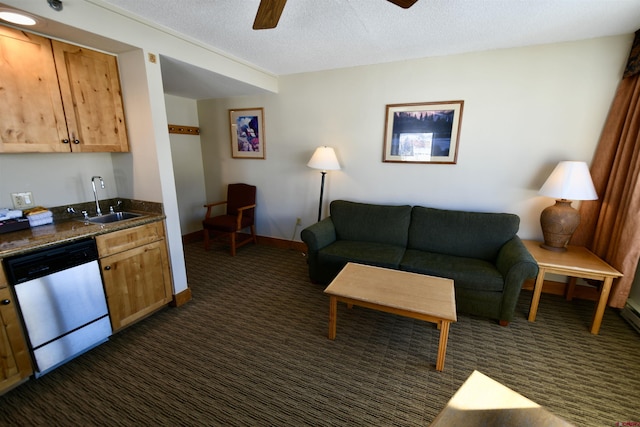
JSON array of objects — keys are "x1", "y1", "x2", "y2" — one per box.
[
  {"x1": 229, "y1": 107, "x2": 265, "y2": 159},
  {"x1": 383, "y1": 100, "x2": 464, "y2": 164}
]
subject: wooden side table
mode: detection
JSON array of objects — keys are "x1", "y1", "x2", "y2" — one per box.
[{"x1": 522, "y1": 240, "x2": 622, "y2": 334}]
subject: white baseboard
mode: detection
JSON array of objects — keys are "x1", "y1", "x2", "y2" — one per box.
[{"x1": 621, "y1": 301, "x2": 640, "y2": 335}]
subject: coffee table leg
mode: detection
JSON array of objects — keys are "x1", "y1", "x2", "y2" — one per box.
[
  {"x1": 436, "y1": 321, "x2": 450, "y2": 371},
  {"x1": 328, "y1": 296, "x2": 337, "y2": 340}
]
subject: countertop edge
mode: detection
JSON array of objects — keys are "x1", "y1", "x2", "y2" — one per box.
[{"x1": 0, "y1": 211, "x2": 166, "y2": 258}]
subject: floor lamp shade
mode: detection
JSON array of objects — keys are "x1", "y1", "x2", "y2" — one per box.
[
  {"x1": 539, "y1": 161, "x2": 597, "y2": 251},
  {"x1": 307, "y1": 146, "x2": 341, "y2": 171},
  {"x1": 308, "y1": 146, "x2": 341, "y2": 222}
]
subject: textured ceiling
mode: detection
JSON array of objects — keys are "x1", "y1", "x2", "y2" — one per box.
[{"x1": 97, "y1": 0, "x2": 640, "y2": 98}]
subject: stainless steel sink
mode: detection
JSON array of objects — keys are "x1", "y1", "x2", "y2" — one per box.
[{"x1": 82, "y1": 212, "x2": 143, "y2": 224}]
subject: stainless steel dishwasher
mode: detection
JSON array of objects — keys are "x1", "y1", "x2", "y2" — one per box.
[{"x1": 4, "y1": 238, "x2": 112, "y2": 378}]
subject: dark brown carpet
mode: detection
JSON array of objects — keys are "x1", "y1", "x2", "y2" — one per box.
[{"x1": 1, "y1": 241, "x2": 639, "y2": 426}]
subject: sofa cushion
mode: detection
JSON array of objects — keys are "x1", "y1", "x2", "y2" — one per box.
[
  {"x1": 330, "y1": 200, "x2": 412, "y2": 247},
  {"x1": 400, "y1": 249, "x2": 505, "y2": 292},
  {"x1": 407, "y1": 206, "x2": 519, "y2": 261},
  {"x1": 318, "y1": 240, "x2": 405, "y2": 270}
]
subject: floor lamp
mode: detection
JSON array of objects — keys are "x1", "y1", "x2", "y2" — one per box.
[
  {"x1": 307, "y1": 146, "x2": 341, "y2": 222},
  {"x1": 539, "y1": 161, "x2": 597, "y2": 251}
]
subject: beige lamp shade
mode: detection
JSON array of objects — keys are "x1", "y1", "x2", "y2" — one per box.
[
  {"x1": 539, "y1": 161, "x2": 597, "y2": 201},
  {"x1": 307, "y1": 146, "x2": 341, "y2": 171},
  {"x1": 538, "y1": 161, "x2": 597, "y2": 251}
]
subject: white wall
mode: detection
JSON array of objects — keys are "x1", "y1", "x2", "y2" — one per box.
[
  {"x1": 116, "y1": 48, "x2": 188, "y2": 294},
  {"x1": 0, "y1": 0, "x2": 278, "y2": 293},
  {"x1": 197, "y1": 36, "x2": 632, "y2": 242},
  {"x1": 165, "y1": 94, "x2": 206, "y2": 235},
  {"x1": 0, "y1": 1, "x2": 633, "y2": 258},
  {"x1": 0, "y1": 153, "x2": 117, "y2": 208}
]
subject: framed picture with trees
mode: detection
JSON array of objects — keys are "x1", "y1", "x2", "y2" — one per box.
[{"x1": 383, "y1": 101, "x2": 464, "y2": 164}]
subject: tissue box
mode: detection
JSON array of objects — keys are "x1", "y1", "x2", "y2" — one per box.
[
  {"x1": 0, "y1": 218, "x2": 30, "y2": 234},
  {"x1": 27, "y1": 210, "x2": 53, "y2": 227}
]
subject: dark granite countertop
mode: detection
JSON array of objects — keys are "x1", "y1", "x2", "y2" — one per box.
[{"x1": 0, "y1": 199, "x2": 165, "y2": 258}]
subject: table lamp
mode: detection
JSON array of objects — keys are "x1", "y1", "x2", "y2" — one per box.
[
  {"x1": 539, "y1": 161, "x2": 598, "y2": 251},
  {"x1": 307, "y1": 146, "x2": 341, "y2": 222}
]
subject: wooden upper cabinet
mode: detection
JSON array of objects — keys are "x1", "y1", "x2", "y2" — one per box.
[
  {"x1": 52, "y1": 40, "x2": 129, "y2": 152},
  {"x1": 0, "y1": 26, "x2": 69, "y2": 152},
  {"x1": 0, "y1": 25, "x2": 129, "y2": 153}
]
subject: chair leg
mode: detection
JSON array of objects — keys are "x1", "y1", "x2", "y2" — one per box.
[
  {"x1": 230, "y1": 232, "x2": 237, "y2": 257},
  {"x1": 250, "y1": 225, "x2": 257, "y2": 244},
  {"x1": 203, "y1": 229, "x2": 210, "y2": 251}
]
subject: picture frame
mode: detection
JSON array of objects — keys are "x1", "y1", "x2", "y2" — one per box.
[
  {"x1": 383, "y1": 100, "x2": 464, "y2": 164},
  {"x1": 229, "y1": 107, "x2": 266, "y2": 159}
]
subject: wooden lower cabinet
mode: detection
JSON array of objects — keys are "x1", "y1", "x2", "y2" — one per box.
[
  {"x1": 96, "y1": 221, "x2": 173, "y2": 332},
  {"x1": 0, "y1": 265, "x2": 33, "y2": 395}
]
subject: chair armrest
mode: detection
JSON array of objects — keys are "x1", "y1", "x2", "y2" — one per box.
[
  {"x1": 495, "y1": 236, "x2": 539, "y2": 321},
  {"x1": 237, "y1": 204, "x2": 257, "y2": 212},
  {"x1": 235, "y1": 204, "x2": 257, "y2": 229},
  {"x1": 203, "y1": 200, "x2": 227, "y2": 218},
  {"x1": 300, "y1": 218, "x2": 337, "y2": 252}
]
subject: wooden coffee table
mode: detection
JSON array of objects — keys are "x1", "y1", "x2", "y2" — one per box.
[{"x1": 324, "y1": 263, "x2": 457, "y2": 371}]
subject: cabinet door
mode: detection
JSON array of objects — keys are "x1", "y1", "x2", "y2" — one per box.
[
  {"x1": 0, "y1": 25, "x2": 69, "y2": 153},
  {"x1": 0, "y1": 269, "x2": 33, "y2": 394},
  {"x1": 52, "y1": 40, "x2": 129, "y2": 152},
  {"x1": 100, "y1": 240, "x2": 172, "y2": 332}
]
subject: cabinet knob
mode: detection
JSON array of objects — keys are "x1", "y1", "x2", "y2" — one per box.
[
  {"x1": 1, "y1": 299, "x2": 10, "y2": 305},
  {"x1": 104, "y1": 266, "x2": 111, "y2": 271},
  {"x1": 73, "y1": 139, "x2": 80, "y2": 144},
  {"x1": 62, "y1": 139, "x2": 70, "y2": 144}
]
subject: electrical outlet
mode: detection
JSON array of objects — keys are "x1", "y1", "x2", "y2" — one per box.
[
  {"x1": 11, "y1": 191, "x2": 35, "y2": 209},
  {"x1": 296, "y1": 217, "x2": 302, "y2": 226}
]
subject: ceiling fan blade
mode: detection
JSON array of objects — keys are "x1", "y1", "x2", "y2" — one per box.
[
  {"x1": 386, "y1": 0, "x2": 418, "y2": 8},
  {"x1": 253, "y1": 0, "x2": 288, "y2": 30}
]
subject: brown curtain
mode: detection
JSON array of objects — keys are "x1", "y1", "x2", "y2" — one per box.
[{"x1": 571, "y1": 30, "x2": 640, "y2": 308}]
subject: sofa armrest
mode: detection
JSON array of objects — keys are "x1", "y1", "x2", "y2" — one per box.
[
  {"x1": 300, "y1": 218, "x2": 338, "y2": 284},
  {"x1": 495, "y1": 236, "x2": 539, "y2": 322},
  {"x1": 300, "y1": 217, "x2": 337, "y2": 252}
]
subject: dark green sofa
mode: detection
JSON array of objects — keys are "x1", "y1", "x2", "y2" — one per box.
[{"x1": 300, "y1": 200, "x2": 538, "y2": 325}]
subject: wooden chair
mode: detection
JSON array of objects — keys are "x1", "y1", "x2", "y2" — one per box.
[{"x1": 202, "y1": 183, "x2": 257, "y2": 256}]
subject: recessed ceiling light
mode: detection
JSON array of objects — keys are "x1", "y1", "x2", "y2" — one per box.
[{"x1": 0, "y1": 10, "x2": 39, "y2": 26}]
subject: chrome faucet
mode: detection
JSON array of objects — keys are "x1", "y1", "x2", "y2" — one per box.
[{"x1": 91, "y1": 176, "x2": 105, "y2": 216}]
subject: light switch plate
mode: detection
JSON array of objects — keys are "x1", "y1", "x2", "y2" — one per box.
[{"x1": 11, "y1": 191, "x2": 35, "y2": 209}]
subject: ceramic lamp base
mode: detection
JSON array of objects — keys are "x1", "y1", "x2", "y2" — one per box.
[{"x1": 540, "y1": 199, "x2": 580, "y2": 252}]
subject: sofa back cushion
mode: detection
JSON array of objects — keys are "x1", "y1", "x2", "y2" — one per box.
[
  {"x1": 408, "y1": 206, "x2": 520, "y2": 261},
  {"x1": 330, "y1": 200, "x2": 412, "y2": 247}
]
